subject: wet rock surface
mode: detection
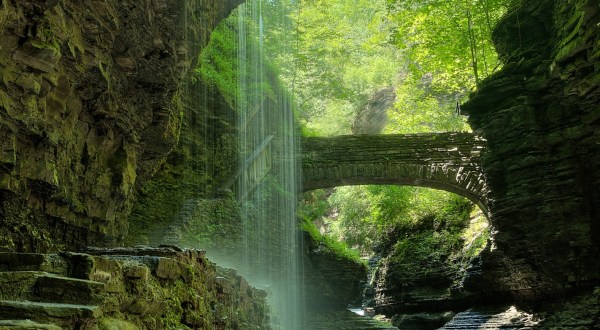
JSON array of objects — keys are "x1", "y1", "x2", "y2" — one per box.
[
  {"x1": 439, "y1": 306, "x2": 540, "y2": 329},
  {"x1": 0, "y1": 246, "x2": 269, "y2": 329}
]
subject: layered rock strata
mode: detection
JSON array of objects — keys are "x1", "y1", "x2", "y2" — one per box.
[
  {"x1": 0, "y1": 0, "x2": 242, "y2": 251},
  {"x1": 462, "y1": 0, "x2": 600, "y2": 299}
]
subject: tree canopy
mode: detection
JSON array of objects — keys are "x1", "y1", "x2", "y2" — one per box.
[{"x1": 259, "y1": 0, "x2": 510, "y2": 135}]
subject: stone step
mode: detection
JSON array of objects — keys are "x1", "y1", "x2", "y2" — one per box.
[
  {"x1": 0, "y1": 252, "x2": 104, "y2": 281},
  {"x1": 0, "y1": 272, "x2": 104, "y2": 304},
  {"x1": 0, "y1": 253, "x2": 68, "y2": 275},
  {"x1": 0, "y1": 319, "x2": 61, "y2": 329},
  {"x1": 34, "y1": 273, "x2": 105, "y2": 304},
  {"x1": 0, "y1": 271, "x2": 40, "y2": 300},
  {"x1": 306, "y1": 310, "x2": 398, "y2": 330},
  {"x1": 440, "y1": 306, "x2": 540, "y2": 329},
  {"x1": 0, "y1": 300, "x2": 102, "y2": 320}
]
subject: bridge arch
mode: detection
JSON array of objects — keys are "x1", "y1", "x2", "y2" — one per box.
[{"x1": 300, "y1": 133, "x2": 490, "y2": 218}]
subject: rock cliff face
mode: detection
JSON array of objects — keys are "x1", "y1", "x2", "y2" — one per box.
[
  {"x1": 352, "y1": 87, "x2": 395, "y2": 134},
  {"x1": 0, "y1": 0, "x2": 242, "y2": 251},
  {"x1": 463, "y1": 0, "x2": 600, "y2": 296},
  {"x1": 460, "y1": 0, "x2": 600, "y2": 325},
  {"x1": 365, "y1": 0, "x2": 600, "y2": 327},
  {"x1": 302, "y1": 231, "x2": 367, "y2": 311}
]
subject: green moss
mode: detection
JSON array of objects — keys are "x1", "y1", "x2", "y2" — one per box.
[
  {"x1": 97, "y1": 318, "x2": 139, "y2": 330},
  {"x1": 0, "y1": 2, "x2": 21, "y2": 33},
  {"x1": 164, "y1": 90, "x2": 184, "y2": 145},
  {"x1": 98, "y1": 60, "x2": 112, "y2": 91},
  {"x1": 389, "y1": 230, "x2": 464, "y2": 278},
  {"x1": 367, "y1": 195, "x2": 485, "y2": 284},
  {"x1": 0, "y1": 90, "x2": 15, "y2": 120},
  {"x1": 125, "y1": 155, "x2": 205, "y2": 245},
  {"x1": 195, "y1": 19, "x2": 238, "y2": 107},
  {"x1": 45, "y1": 4, "x2": 85, "y2": 58},
  {"x1": 195, "y1": 13, "x2": 279, "y2": 110},
  {"x1": 178, "y1": 197, "x2": 243, "y2": 251},
  {"x1": 301, "y1": 217, "x2": 363, "y2": 263},
  {"x1": 161, "y1": 281, "x2": 189, "y2": 329}
]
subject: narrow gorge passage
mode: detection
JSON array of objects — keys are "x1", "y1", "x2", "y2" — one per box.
[{"x1": 0, "y1": 0, "x2": 598, "y2": 328}]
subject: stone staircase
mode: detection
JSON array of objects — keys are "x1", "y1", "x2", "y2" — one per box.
[
  {"x1": 306, "y1": 310, "x2": 399, "y2": 330},
  {"x1": 0, "y1": 247, "x2": 271, "y2": 329},
  {"x1": 439, "y1": 306, "x2": 541, "y2": 329},
  {"x1": 0, "y1": 252, "x2": 105, "y2": 329}
]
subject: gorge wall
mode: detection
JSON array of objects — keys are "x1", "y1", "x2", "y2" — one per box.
[
  {"x1": 460, "y1": 0, "x2": 600, "y2": 325},
  {"x1": 363, "y1": 1, "x2": 600, "y2": 327},
  {"x1": 0, "y1": 0, "x2": 242, "y2": 251},
  {"x1": 0, "y1": 1, "x2": 276, "y2": 328}
]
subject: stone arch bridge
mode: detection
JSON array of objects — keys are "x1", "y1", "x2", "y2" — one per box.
[{"x1": 300, "y1": 132, "x2": 490, "y2": 217}]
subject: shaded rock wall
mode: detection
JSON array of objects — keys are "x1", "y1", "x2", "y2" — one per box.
[
  {"x1": 124, "y1": 78, "x2": 239, "y2": 246},
  {"x1": 365, "y1": 201, "x2": 483, "y2": 323},
  {"x1": 302, "y1": 231, "x2": 367, "y2": 311},
  {"x1": 462, "y1": 0, "x2": 600, "y2": 302},
  {"x1": 124, "y1": 13, "x2": 241, "y2": 246},
  {"x1": 0, "y1": 0, "x2": 242, "y2": 251}
]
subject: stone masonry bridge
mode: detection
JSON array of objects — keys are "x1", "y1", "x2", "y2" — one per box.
[{"x1": 300, "y1": 132, "x2": 490, "y2": 217}]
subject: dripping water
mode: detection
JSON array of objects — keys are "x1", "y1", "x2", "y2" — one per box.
[{"x1": 235, "y1": 1, "x2": 303, "y2": 329}]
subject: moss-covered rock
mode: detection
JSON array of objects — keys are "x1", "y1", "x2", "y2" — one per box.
[
  {"x1": 0, "y1": 247, "x2": 270, "y2": 329},
  {"x1": 0, "y1": 0, "x2": 242, "y2": 251}
]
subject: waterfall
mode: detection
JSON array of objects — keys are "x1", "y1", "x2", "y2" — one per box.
[{"x1": 235, "y1": 1, "x2": 303, "y2": 329}]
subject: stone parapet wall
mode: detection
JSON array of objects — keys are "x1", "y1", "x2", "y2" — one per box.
[{"x1": 301, "y1": 133, "x2": 489, "y2": 214}]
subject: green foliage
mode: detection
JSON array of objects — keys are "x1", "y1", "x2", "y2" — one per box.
[
  {"x1": 266, "y1": 0, "x2": 509, "y2": 135},
  {"x1": 274, "y1": 0, "x2": 401, "y2": 135},
  {"x1": 385, "y1": 81, "x2": 469, "y2": 133},
  {"x1": 195, "y1": 10, "x2": 280, "y2": 111},
  {"x1": 300, "y1": 185, "x2": 489, "y2": 286},
  {"x1": 382, "y1": 0, "x2": 509, "y2": 134},
  {"x1": 299, "y1": 189, "x2": 331, "y2": 221},
  {"x1": 304, "y1": 186, "x2": 475, "y2": 254},
  {"x1": 300, "y1": 212, "x2": 363, "y2": 263},
  {"x1": 389, "y1": 230, "x2": 464, "y2": 278},
  {"x1": 380, "y1": 194, "x2": 487, "y2": 280},
  {"x1": 195, "y1": 20, "x2": 238, "y2": 107},
  {"x1": 386, "y1": 0, "x2": 508, "y2": 84}
]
